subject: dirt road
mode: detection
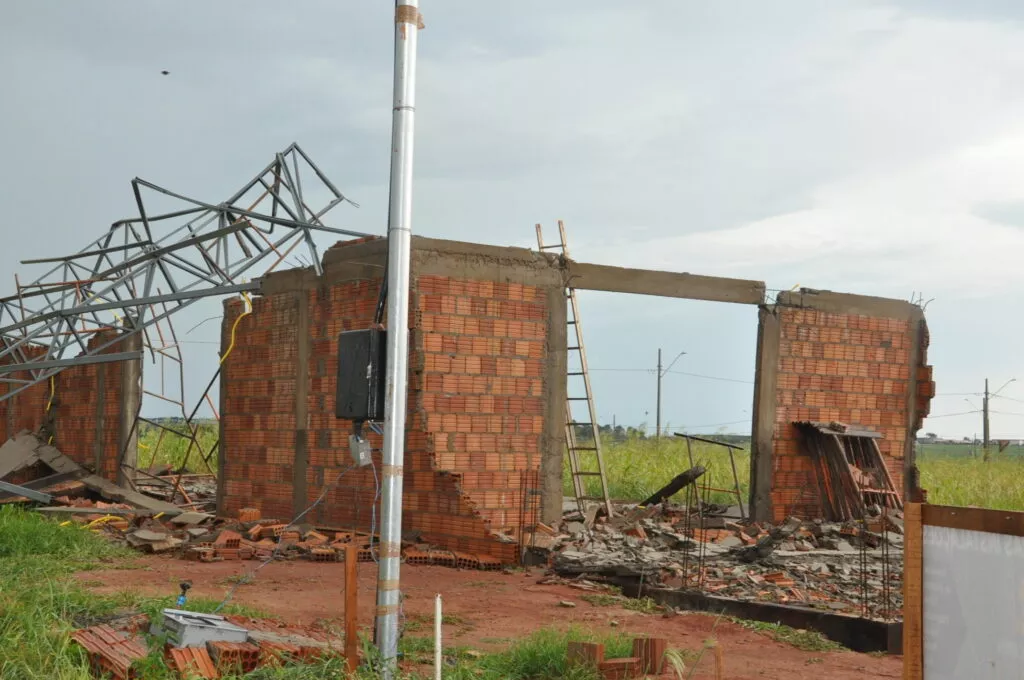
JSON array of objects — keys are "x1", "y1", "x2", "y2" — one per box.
[{"x1": 76, "y1": 557, "x2": 901, "y2": 679}]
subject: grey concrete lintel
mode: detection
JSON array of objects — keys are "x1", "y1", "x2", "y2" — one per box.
[{"x1": 564, "y1": 261, "x2": 765, "y2": 305}]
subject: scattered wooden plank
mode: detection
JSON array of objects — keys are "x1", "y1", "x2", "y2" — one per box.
[
  {"x1": 902, "y1": 503, "x2": 923, "y2": 680},
  {"x1": 639, "y1": 466, "x2": 707, "y2": 507}
]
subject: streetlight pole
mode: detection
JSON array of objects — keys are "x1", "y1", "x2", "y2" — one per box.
[
  {"x1": 655, "y1": 349, "x2": 686, "y2": 439},
  {"x1": 984, "y1": 377, "x2": 1016, "y2": 462},
  {"x1": 376, "y1": 2, "x2": 422, "y2": 676},
  {"x1": 656, "y1": 349, "x2": 662, "y2": 439},
  {"x1": 983, "y1": 378, "x2": 990, "y2": 458}
]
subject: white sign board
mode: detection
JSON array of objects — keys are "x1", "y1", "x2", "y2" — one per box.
[{"x1": 923, "y1": 525, "x2": 1024, "y2": 679}]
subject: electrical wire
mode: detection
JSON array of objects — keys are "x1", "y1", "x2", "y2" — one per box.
[
  {"x1": 213, "y1": 463, "x2": 358, "y2": 613},
  {"x1": 926, "y1": 409, "x2": 982, "y2": 419},
  {"x1": 588, "y1": 367, "x2": 753, "y2": 384},
  {"x1": 213, "y1": 419, "x2": 386, "y2": 613},
  {"x1": 220, "y1": 292, "x2": 252, "y2": 365}
]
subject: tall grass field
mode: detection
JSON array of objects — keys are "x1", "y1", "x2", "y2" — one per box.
[
  {"x1": 139, "y1": 423, "x2": 1024, "y2": 511},
  {"x1": 569, "y1": 438, "x2": 1024, "y2": 511}
]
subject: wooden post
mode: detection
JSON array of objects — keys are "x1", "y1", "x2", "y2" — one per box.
[
  {"x1": 345, "y1": 544, "x2": 359, "y2": 673},
  {"x1": 903, "y1": 502, "x2": 923, "y2": 680}
]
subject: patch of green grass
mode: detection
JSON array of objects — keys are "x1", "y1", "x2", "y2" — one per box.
[
  {"x1": 441, "y1": 613, "x2": 469, "y2": 627},
  {"x1": 579, "y1": 593, "x2": 622, "y2": 607},
  {"x1": 622, "y1": 596, "x2": 659, "y2": 614},
  {"x1": 0, "y1": 506, "x2": 271, "y2": 679},
  {"x1": 732, "y1": 618, "x2": 842, "y2": 652},
  {"x1": 0, "y1": 506, "x2": 135, "y2": 679}
]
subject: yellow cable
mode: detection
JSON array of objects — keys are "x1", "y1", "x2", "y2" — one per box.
[
  {"x1": 220, "y1": 291, "x2": 253, "y2": 365},
  {"x1": 45, "y1": 375, "x2": 56, "y2": 444},
  {"x1": 45, "y1": 375, "x2": 55, "y2": 412},
  {"x1": 84, "y1": 515, "x2": 119, "y2": 529}
]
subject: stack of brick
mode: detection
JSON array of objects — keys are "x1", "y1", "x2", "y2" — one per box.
[
  {"x1": 0, "y1": 330, "x2": 127, "y2": 483},
  {"x1": 567, "y1": 637, "x2": 667, "y2": 679},
  {"x1": 768, "y1": 296, "x2": 933, "y2": 520},
  {"x1": 219, "y1": 237, "x2": 559, "y2": 563}
]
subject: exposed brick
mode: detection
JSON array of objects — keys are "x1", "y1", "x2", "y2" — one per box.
[
  {"x1": 220, "y1": 252, "x2": 554, "y2": 564},
  {"x1": 770, "y1": 305, "x2": 932, "y2": 519},
  {"x1": 598, "y1": 657, "x2": 642, "y2": 679},
  {"x1": 568, "y1": 641, "x2": 605, "y2": 667}
]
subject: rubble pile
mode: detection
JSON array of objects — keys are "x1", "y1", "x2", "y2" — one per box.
[
  {"x1": 69, "y1": 610, "x2": 349, "y2": 679},
  {"x1": 0, "y1": 432, "x2": 510, "y2": 571},
  {"x1": 544, "y1": 502, "x2": 904, "y2": 621}
]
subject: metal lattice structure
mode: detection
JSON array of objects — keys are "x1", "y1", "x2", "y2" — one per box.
[{"x1": 0, "y1": 143, "x2": 367, "y2": 403}]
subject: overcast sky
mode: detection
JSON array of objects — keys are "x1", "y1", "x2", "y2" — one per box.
[{"x1": 3, "y1": 1, "x2": 1024, "y2": 439}]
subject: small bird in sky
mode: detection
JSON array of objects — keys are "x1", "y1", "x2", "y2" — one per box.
[{"x1": 161, "y1": 70, "x2": 170, "y2": 76}]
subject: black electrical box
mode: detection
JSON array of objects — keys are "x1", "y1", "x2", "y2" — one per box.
[{"x1": 335, "y1": 329, "x2": 387, "y2": 421}]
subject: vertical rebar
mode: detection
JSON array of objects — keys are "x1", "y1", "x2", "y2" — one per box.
[
  {"x1": 859, "y1": 514, "x2": 868, "y2": 618},
  {"x1": 375, "y1": 2, "x2": 421, "y2": 673}
]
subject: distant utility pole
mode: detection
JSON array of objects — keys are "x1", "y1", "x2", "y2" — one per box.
[
  {"x1": 656, "y1": 349, "x2": 662, "y2": 439},
  {"x1": 655, "y1": 348, "x2": 686, "y2": 439},
  {"x1": 983, "y1": 377, "x2": 1016, "y2": 462},
  {"x1": 983, "y1": 378, "x2": 990, "y2": 460}
]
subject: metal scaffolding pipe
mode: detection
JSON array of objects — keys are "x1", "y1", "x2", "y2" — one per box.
[{"x1": 375, "y1": 1, "x2": 421, "y2": 674}]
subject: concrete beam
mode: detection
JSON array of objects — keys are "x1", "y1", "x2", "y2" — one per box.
[
  {"x1": 565, "y1": 261, "x2": 765, "y2": 305},
  {"x1": 776, "y1": 289, "x2": 923, "y2": 320}
]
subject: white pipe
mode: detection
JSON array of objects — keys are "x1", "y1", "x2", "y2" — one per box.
[
  {"x1": 375, "y1": 1, "x2": 421, "y2": 677},
  {"x1": 434, "y1": 594, "x2": 443, "y2": 680}
]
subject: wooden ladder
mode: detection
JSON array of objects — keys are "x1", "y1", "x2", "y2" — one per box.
[{"x1": 536, "y1": 220, "x2": 613, "y2": 519}]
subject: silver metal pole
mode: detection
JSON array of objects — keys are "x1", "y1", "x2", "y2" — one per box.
[{"x1": 376, "y1": 1, "x2": 421, "y2": 674}]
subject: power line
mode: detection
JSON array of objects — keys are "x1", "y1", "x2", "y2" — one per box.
[
  {"x1": 927, "y1": 409, "x2": 982, "y2": 419},
  {"x1": 666, "y1": 370, "x2": 753, "y2": 385},
  {"x1": 589, "y1": 367, "x2": 753, "y2": 384},
  {"x1": 675, "y1": 418, "x2": 750, "y2": 429}
]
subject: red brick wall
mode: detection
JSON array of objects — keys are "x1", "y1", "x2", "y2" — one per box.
[
  {"x1": 220, "y1": 292, "x2": 302, "y2": 521},
  {"x1": 219, "y1": 263, "x2": 551, "y2": 562},
  {"x1": 770, "y1": 307, "x2": 933, "y2": 520},
  {"x1": 0, "y1": 331, "x2": 127, "y2": 481}
]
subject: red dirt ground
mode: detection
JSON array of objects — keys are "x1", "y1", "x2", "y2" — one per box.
[{"x1": 75, "y1": 557, "x2": 901, "y2": 679}]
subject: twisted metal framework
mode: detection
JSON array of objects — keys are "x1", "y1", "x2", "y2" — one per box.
[{"x1": 0, "y1": 143, "x2": 367, "y2": 403}]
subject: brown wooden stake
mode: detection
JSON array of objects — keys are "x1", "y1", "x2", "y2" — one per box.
[
  {"x1": 903, "y1": 502, "x2": 923, "y2": 680},
  {"x1": 713, "y1": 642, "x2": 724, "y2": 680},
  {"x1": 345, "y1": 544, "x2": 359, "y2": 673}
]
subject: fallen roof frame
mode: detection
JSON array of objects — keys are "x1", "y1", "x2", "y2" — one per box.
[{"x1": 0, "y1": 143, "x2": 366, "y2": 402}]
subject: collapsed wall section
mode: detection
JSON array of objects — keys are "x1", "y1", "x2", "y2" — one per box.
[
  {"x1": 752, "y1": 290, "x2": 934, "y2": 521},
  {"x1": 218, "y1": 237, "x2": 563, "y2": 562},
  {"x1": 0, "y1": 330, "x2": 129, "y2": 482}
]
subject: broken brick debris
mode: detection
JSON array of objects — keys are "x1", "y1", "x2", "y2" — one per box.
[
  {"x1": 167, "y1": 647, "x2": 219, "y2": 679},
  {"x1": 567, "y1": 641, "x2": 605, "y2": 667},
  {"x1": 546, "y1": 501, "x2": 904, "y2": 621},
  {"x1": 70, "y1": 625, "x2": 148, "y2": 680},
  {"x1": 631, "y1": 637, "x2": 667, "y2": 675},
  {"x1": 567, "y1": 638, "x2": 665, "y2": 680},
  {"x1": 237, "y1": 507, "x2": 261, "y2": 523},
  {"x1": 208, "y1": 640, "x2": 261, "y2": 673},
  {"x1": 73, "y1": 611, "x2": 352, "y2": 679},
  {"x1": 598, "y1": 657, "x2": 642, "y2": 680}
]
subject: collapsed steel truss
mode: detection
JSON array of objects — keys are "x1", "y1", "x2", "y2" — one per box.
[{"x1": 0, "y1": 143, "x2": 367, "y2": 402}]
